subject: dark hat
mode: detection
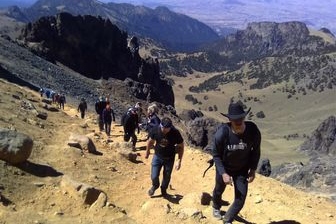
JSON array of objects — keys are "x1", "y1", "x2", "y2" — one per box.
[
  {"x1": 160, "y1": 117, "x2": 173, "y2": 128},
  {"x1": 221, "y1": 102, "x2": 251, "y2": 120}
]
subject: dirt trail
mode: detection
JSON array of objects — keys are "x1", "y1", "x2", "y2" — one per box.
[{"x1": 0, "y1": 80, "x2": 335, "y2": 224}]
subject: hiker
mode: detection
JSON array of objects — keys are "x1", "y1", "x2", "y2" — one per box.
[
  {"x1": 135, "y1": 102, "x2": 145, "y2": 122},
  {"x1": 54, "y1": 93, "x2": 60, "y2": 105},
  {"x1": 77, "y1": 98, "x2": 88, "y2": 119},
  {"x1": 211, "y1": 102, "x2": 261, "y2": 223},
  {"x1": 59, "y1": 94, "x2": 66, "y2": 110},
  {"x1": 145, "y1": 117, "x2": 184, "y2": 197},
  {"x1": 123, "y1": 107, "x2": 139, "y2": 150},
  {"x1": 95, "y1": 96, "x2": 106, "y2": 131},
  {"x1": 39, "y1": 88, "x2": 44, "y2": 97},
  {"x1": 102, "y1": 102, "x2": 115, "y2": 136},
  {"x1": 141, "y1": 104, "x2": 161, "y2": 134}
]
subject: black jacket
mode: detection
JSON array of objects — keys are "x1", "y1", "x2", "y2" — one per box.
[{"x1": 211, "y1": 122, "x2": 261, "y2": 176}]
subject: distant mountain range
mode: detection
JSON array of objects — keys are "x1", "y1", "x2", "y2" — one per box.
[
  {"x1": 3, "y1": 0, "x2": 219, "y2": 51},
  {"x1": 109, "y1": 0, "x2": 336, "y2": 36}
]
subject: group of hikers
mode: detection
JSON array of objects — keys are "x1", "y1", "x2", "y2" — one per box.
[
  {"x1": 39, "y1": 88, "x2": 66, "y2": 110},
  {"x1": 42, "y1": 93, "x2": 260, "y2": 224},
  {"x1": 91, "y1": 96, "x2": 261, "y2": 224},
  {"x1": 37, "y1": 90, "x2": 261, "y2": 224}
]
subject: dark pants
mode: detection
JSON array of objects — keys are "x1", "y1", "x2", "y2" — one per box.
[
  {"x1": 104, "y1": 122, "x2": 111, "y2": 135},
  {"x1": 124, "y1": 129, "x2": 137, "y2": 147},
  {"x1": 97, "y1": 114, "x2": 104, "y2": 131},
  {"x1": 80, "y1": 111, "x2": 85, "y2": 119},
  {"x1": 59, "y1": 102, "x2": 64, "y2": 110},
  {"x1": 212, "y1": 170, "x2": 248, "y2": 222},
  {"x1": 151, "y1": 154, "x2": 175, "y2": 191}
]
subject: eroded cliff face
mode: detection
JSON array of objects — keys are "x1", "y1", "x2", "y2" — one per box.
[{"x1": 19, "y1": 12, "x2": 174, "y2": 106}]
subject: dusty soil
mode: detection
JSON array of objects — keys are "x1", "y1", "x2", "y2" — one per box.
[{"x1": 0, "y1": 79, "x2": 335, "y2": 224}]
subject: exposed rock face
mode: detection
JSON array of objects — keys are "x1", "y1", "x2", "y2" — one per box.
[
  {"x1": 185, "y1": 117, "x2": 220, "y2": 150},
  {"x1": 271, "y1": 116, "x2": 336, "y2": 200},
  {"x1": 300, "y1": 116, "x2": 336, "y2": 156},
  {"x1": 19, "y1": 12, "x2": 174, "y2": 106},
  {"x1": 179, "y1": 109, "x2": 204, "y2": 122},
  {"x1": 208, "y1": 21, "x2": 336, "y2": 60},
  {"x1": 10, "y1": 0, "x2": 219, "y2": 51},
  {"x1": 0, "y1": 128, "x2": 33, "y2": 164}
]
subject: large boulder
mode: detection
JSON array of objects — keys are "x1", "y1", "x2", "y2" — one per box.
[
  {"x1": 185, "y1": 117, "x2": 220, "y2": 150},
  {"x1": 60, "y1": 175, "x2": 107, "y2": 207},
  {"x1": 0, "y1": 128, "x2": 33, "y2": 164},
  {"x1": 68, "y1": 133, "x2": 97, "y2": 153}
]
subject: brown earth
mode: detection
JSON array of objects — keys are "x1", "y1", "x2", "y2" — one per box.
[{"x1": 0, "y1": 79, "x2": 335, "y2": 224}]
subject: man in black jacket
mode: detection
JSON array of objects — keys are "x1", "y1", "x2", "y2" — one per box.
[
  {"x1": 95, "y1": 97, "x2": 106, "y2": 131},
  {"x1": 123, "y1": 107, "x2": 139, "y2": 150},
  {"x1": 211, "y1": 102, "x2": 261, "y2": 224}
]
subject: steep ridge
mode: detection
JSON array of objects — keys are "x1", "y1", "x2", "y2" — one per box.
[
  {"x1": 5, "y1": 0, "x2": 219, "y2": 51},
  {"x1": 0, "y1": 79, "x2": 335, "y2": 224},
  {"x1": 17, "y1": 13, "x2": 174, "y2": 106}
]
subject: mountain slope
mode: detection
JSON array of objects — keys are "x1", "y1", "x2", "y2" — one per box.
[
  {"x1": 0, "y1": 79, "x2": 335, "y2": 224},
  {"x1": 6, "y1": 0, "x2": 219, "y2": 51}
]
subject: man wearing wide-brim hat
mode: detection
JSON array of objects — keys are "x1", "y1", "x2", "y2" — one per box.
[{"x1": 211, "y1": 102, "x2": 261, "y2": 224}]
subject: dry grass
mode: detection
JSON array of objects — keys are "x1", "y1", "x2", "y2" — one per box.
[{"x1": 172, "y1": 71, "x2": 336, "y2": 166}]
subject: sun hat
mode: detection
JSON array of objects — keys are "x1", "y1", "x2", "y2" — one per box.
[{"x1": 221, "y1": 102, "x2": 251, "y2": 120}]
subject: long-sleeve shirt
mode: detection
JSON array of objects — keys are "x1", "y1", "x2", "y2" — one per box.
[
  {"x1": 102, "y1": 108, "x2": 115, "y2": 123},
  {"x1": 211, "y1": 121, "x2": 261, "y2": 176}
]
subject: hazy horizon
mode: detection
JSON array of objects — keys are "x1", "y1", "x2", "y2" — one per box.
[{"x1": 1, "y1": 0, "x2": 336, "y2": 34}]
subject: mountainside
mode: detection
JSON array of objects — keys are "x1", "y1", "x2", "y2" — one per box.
[
  {"x1": 18, "y1": 13, "x2": 174, "y2": 106},
  {"x1": 5, "y1": 0, "x2": 219, "y2": 51},
  {"x1": 161, "y1": 22, "x2": 336, "y2": 95},
  {"x1": 0, "y1": 79, "x2": 336, "y2": 224},
  {"x1": 206, "y1": 21, "x2": 336, "y2": 59}
]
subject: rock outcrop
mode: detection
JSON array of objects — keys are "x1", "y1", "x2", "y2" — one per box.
[
  {"x1": 208, "y1": 21, "x2": 336, "y2": 59},
  {"x1": 19, "y1": 12, "x2": 174, "y2": 106},
  {"x1": 299, "y1": 116, "x2": 336, "y2": 156},
  {"x1": 272, "y1": 116, "x2": 336, "y2": 200},
  {"x1": 184, "y1": 115, "x2": 220, "y2": 150}
]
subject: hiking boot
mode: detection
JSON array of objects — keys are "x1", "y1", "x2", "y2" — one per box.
[
  {"x1": 161, "y1": 188, "x2": 167, "y2": 197},
  {"x1": 213, "y1": 208, "x2": 222, "y2": 219},
  {"x1": 148, "y1": 186, "x2": 157, "y2": 196}
]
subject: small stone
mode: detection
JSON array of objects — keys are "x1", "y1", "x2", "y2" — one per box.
[
  {"x1": 254, "y1": 196, "x2": 263, "y2": 204},
  {"x1": 54, "y1": 211, "x2": 64, "y2": 216},
  {"x1": 34, "y1": 182, "x2": 45, "y2": 187}
]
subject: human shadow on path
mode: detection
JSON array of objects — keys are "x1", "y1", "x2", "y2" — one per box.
[{"x1": 269, "y1": 221, "x2": 301, "y2": 224}]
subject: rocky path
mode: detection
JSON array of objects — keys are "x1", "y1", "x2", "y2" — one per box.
[{"x1": 0, "y1": 80, "x2": 335, "y2": 224}]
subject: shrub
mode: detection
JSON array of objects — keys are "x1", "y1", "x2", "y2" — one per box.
[{"x1": 256, "y1": 111, "x2": 265, "y2": 118}]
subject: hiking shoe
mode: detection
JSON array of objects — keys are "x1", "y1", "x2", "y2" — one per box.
[
  {"x1": 161, "y1": 188, "x2": 167, "y2": 197},
  {"x1": 213, "y1": 208, "x2": 222, "y2": 219},
  {"x1": 148, "y1": 186, "x2": 157, "y2": 196}
]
